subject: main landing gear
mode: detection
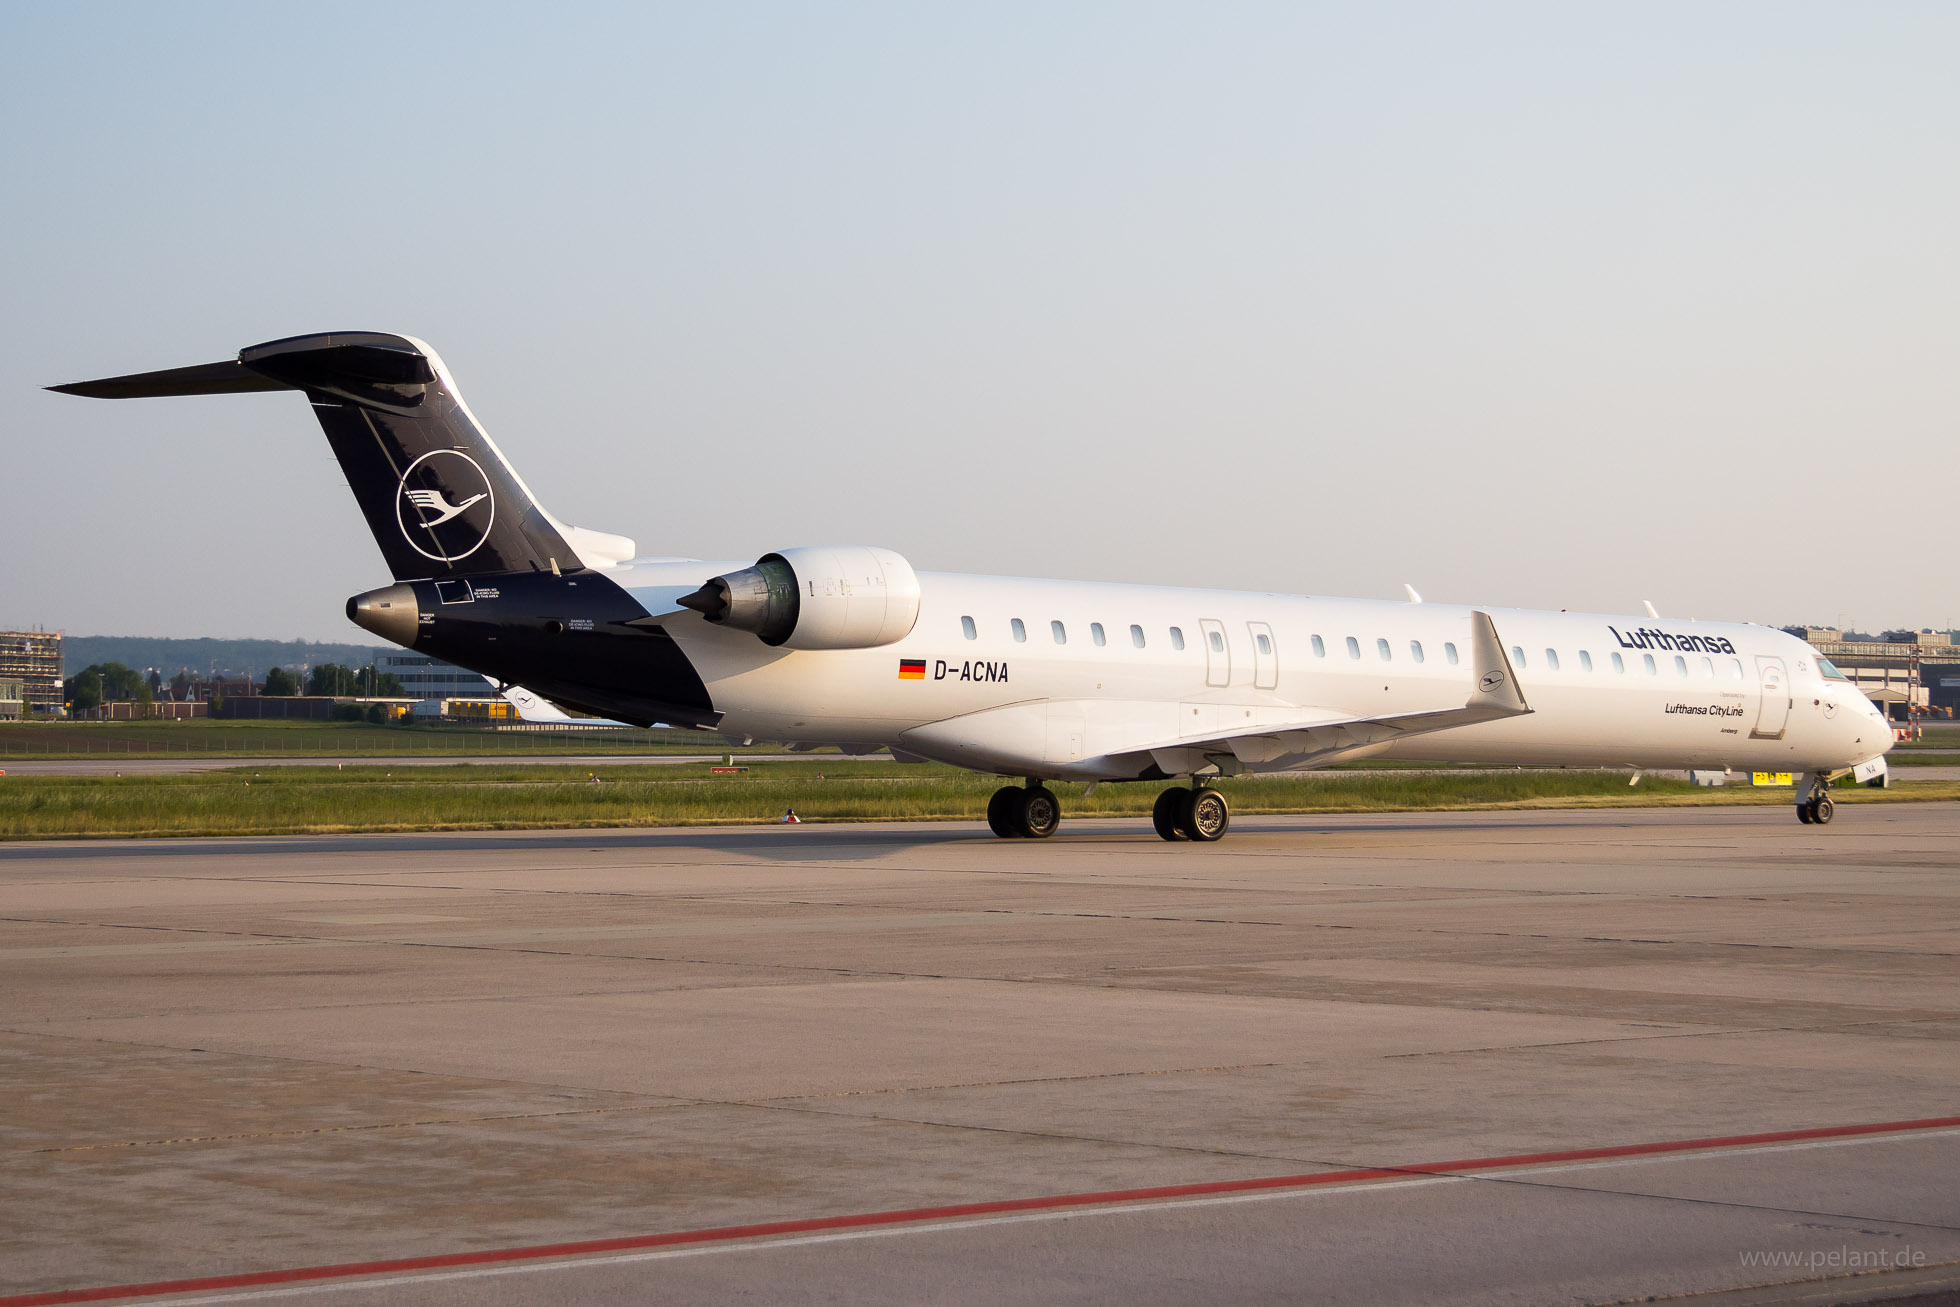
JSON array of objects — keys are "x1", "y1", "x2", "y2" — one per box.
[
  {"x1": 1152, "y1": 785, "x2": 1230, "y2": 843},
  {"x1": 987, "y1": 782, "x2": 1061, "y2": 839},
  {"x1": 983, "y1": 781, "x2": 1232, "y2": 843},
  {"x1": 1795, "y1": 773, "x2": 1835, "y2": 826}
]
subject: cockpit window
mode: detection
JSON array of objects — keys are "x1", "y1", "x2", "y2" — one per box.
[{"x1": 1818, "y1": 658, "x2": 1849, "y2": 681}]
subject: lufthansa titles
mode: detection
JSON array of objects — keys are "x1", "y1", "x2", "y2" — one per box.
[{"x1": 1609, "y1": 625, "x2": 1737, "y2": 656}]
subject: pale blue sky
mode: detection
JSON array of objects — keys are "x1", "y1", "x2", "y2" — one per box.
[{"x1": 4, "y1": 3, "x2": 1955, "y2": 638}]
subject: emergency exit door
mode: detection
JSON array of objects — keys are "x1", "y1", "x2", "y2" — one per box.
[{"x1": 1199, "y1": 619, "x2": 1230, "y2": 688}]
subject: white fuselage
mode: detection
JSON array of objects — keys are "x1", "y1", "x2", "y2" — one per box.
[{"x1": 609, "y1": 562, "x2": 1891, "y2": 782}]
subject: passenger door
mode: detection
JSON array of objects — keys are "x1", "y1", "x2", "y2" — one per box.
[{"x1": 1751, "y1": 656, "x2": 1789, "y2": 740}]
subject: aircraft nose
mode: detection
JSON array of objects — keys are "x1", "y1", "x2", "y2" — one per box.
[{"x1": 1858, "y1": 695, "x2": 1894, "y2": 748}]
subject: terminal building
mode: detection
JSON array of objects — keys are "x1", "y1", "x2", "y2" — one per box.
[{"x1": 0, "y1": 630, "x2": 63, "y2": 717}]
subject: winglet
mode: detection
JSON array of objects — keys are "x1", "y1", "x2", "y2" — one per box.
[
  {"x1": 1403, "y1": 584, "x2": 1423, "y2": 604},
  {"x1": 1467, "y1": 611, "x2": 1529, "y2": 714},
  {"x1": 1642, "y1": 599, "x2": 1661, "y2": 620}
]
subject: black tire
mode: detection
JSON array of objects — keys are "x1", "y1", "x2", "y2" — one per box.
[
  {"x1": 1152, "y1": 788, "x2": 1189, "y2": 841},
  {"x1": 1179, "y1": 788, "x2": 1230, "y2": 842},
  {"x1": 1017, "y1": 786, "x2": 1061, "y2": 839},
  {"x1": 987, "y1": 786, "x2": 1023, "y2": 838},
  {"x1": 1797, "y1": 801, "x2": 1815, "y2": 824},
  {"x1": 1814, "y1": 795, "x2": 1834, "y2": 825}
]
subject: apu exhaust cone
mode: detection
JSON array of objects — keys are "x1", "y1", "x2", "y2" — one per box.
[{"x1": 347, "y1": 584, "x2": 421, "y2": 648}]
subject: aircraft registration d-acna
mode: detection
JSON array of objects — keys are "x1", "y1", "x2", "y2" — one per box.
[{"x1": 52, "y1": 332, "x2": 1892, "y2": 841}]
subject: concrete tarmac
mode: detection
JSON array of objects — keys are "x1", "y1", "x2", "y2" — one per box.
[{"x1": 2, "y1": 806, "x2": 1957, "y2": 1304}]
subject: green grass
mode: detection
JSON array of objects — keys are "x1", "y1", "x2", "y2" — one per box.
[
  {"x1": 0, "y1": 718, "x2": 758, "y2": 759},
  {"x1": 2, "y1": 761, "x2": 1953, "y2": 841}
]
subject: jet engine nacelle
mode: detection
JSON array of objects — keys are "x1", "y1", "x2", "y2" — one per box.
[{"x1": 679, "y1": 545, "x2": 922, "y2": 650}]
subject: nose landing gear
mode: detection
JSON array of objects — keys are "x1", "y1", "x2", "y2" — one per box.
[
  {"x1": 987, "y1": 782, "x2": 1061, "y2": 839},
  {"x1": 1795, "y1": 773, "x2": 1835, "y2": 825},
  {"x1": 1153, "y1": 785, "x2": 1230, "y2": 842}
]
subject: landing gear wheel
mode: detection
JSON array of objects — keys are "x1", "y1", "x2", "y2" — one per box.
[
  {"x1": 1016, "y1": 786, "x2": 1061, "y2": 839},
  {"x1": 1813, "y1": 795, "x2": 1834, "y2": 825},
  {"x1": 1178, "y1": 788, "x2": 1230, "y2": 842},
  {"x1": 1797, "y1": 801, "x2": 1815, "y2": 824},
  {"x1": 987, "y1": 786, "x2": 1024, "y2": 838},
  {"x1": 1152, "y1": 788, "x2": 1190, "y2": 841}
]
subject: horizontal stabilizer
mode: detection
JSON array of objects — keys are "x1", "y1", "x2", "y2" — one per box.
[
  {"x1": 45, "y1": 331, "x2": 643, "y2": 578},
  {"x1": 47, "y1": 360, "x2": 293, "y2": 399}
]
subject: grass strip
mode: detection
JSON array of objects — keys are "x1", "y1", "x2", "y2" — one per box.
[
  {"x1": 2, "y1": 764, "x2": 1952, "y2": 841},
  {"x1": 0, "y1": 720, "x2": 752, "y2": 759}
]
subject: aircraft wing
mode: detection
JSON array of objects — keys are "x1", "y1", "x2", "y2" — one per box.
[{"x1": 1137, "y1": 610, "x2": 1531, "y2": 774}]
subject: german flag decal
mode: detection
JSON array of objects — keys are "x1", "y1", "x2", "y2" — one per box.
[{"x1": 898, "y1": 658, "x2": 927, "y2": 680}]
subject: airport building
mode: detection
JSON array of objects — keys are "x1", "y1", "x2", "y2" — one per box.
[
  {"x1": 0, "y1": 629, "x2": 63, "y2": 716},
  {"x1": 376, "y1": 652, "x2": 514, "y2": 718}
]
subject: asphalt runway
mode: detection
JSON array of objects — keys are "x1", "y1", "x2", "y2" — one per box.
[{"x1": 2, "y1": 806, "x2": 1957, "y2": 1305}]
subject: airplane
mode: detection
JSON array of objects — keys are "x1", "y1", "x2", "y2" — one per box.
[
  {"x1": 500, "y1": 684, "x2": 623, "y2": 727},
  {"x1": 51, "y1": 331, "x2": 1892, "y2": 841}
]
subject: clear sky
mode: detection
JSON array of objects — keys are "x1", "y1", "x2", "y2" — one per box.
[{"x1": 3, "y1": 3, "x2": 1954, "y2": 640}]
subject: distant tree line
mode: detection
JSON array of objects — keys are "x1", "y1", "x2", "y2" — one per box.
[
  {"x1": 62, "y1": 636, "x2": 389, "y2": 680},
  {"x1": 65, "y1": 662, "x2": 148, "y2": 713},
  {"x1": 257, "y1": 663, "x2": 404, "y2": 697},
  {"x1": 69, "y1": 661, "x2": 404, "y2": 711}
]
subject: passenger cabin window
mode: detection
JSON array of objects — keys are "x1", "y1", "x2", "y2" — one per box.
[
  {"x1": 1444, "y1": 642, "x2": 1459, "y2": 665},
  {"x1": 1208, "y1": 630, "x2": 1225, "y2": 653},
  {"x1": 1130, "y1": 624, "x2": 1146, "y2": 649},
  {"x1": 1346, "y1": 636, "x2": 1361, "y2": 659},
  {"x1": 1512, "y1": 646, "x2": 1527, "y2": 668},
  {"x1": 1256, "y1": 632, "x2": 1272, "y2": 655},
  {"x1": 1673, "y1": 655, "x2": 1687, "y2": 676},
  {"x1": 1699, "y1": 656, "x2": 1713, "y2": 677},
  {"x1": 1545, "y1": 649, "x2": 1560, "y2": 671},
  {"x1": 1376, "y1": 638, "x2": 1392, "y2": 661},
  {"x1": 1052, "y1": 620, "x2": 1067, "y2": 645},
  {"x1": 1643, "y1": 653, "x2": 1657, "y2": 674},
  {"x1": 1011, "y1": 618, "x2": 1026, "y2": 643},
  {"x1": 1611, "y1": 652, "x2": 1624, "y2": 673},
  {"x1": 1090, "y1": 622, "x2": 1106, "y2": 647},
  {"x1": 1729, "y1": 658, "x2": 1744, "y2": 679},
  {"x1": 1170, "y1": 627, "x2": 1185, "y2": 651},
  {"x1": 1579, "y1": 650, "x2": 1592, "y2": 672},
  {"x1": 1410, "y1": 640, "x2": 1424, "y2": 663},
  {"x1": 961, "y1": 616, "x2": 977, "y2": 640},
  {"x1": 1312, "y1": 635, "x2": 1325, "y2": 658}
]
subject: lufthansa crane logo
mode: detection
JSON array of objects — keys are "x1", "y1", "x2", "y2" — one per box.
[
  {"x1": 396, "y1": 450, "x2": 495, "y2": 564},
  {"x1": 1478, "y1": 670, "x2": 1507, "y2": 693}
]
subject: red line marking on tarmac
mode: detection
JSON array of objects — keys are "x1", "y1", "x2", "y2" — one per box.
[{"x1": 11, "y1": 1114, "x2": 1960, "y2": 1306}]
